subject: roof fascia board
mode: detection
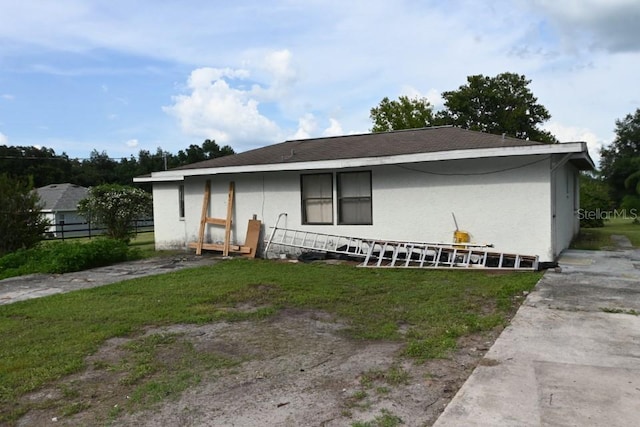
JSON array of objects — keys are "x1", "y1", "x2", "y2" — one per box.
[{"x1": 134, "y1": 142, "x2": 590, "y2": 183}]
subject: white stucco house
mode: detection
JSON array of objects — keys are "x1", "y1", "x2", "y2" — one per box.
[
  {"x1": 36, "y1": 183, "x2": 89, "y2": 237},
  {"x1": 134, "y1": 127, "x2": 594, "y2": 262}
]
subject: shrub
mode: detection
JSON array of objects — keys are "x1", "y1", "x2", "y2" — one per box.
[
  {"x1": 78, "y1": 184, "x2": 152, "y2": 242},
  {"x1": 0, "y1": 239, "x2": 138, "y2": 279}
]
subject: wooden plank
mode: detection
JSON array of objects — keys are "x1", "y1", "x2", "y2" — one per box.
[
  {"x1": 187, "y1": 242, "x2": 251, "y2": 254},
  {"x1": 243, "y1": 218, "x2": 262, "y2": 258},
  {"x1": 205, "y1": 217, "x2": 229, "y2": 226},
  {"x1": 223, "y1": 182, "x2": 234, "y2": 256},
  {"x1": 196, "y1": 180, "x2": 211, "y2": 255}
]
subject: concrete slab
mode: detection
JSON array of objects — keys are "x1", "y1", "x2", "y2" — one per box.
[{"x1": 435, "y1": 248, "x2": 640, "y2": 427}]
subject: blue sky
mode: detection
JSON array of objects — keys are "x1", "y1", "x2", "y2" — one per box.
[{"x1": 1, "y1": 0, "x2": 639, "y2": 164}]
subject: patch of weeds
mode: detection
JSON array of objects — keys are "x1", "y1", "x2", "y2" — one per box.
[
  {"x1": 600, "y1": 307, "x2": 639, "y2": 315},
  {"x1": 62, "y1": 400, "x2": 91, "y2": 416},
  {"x1": 360, "y1": 365, "x2": 409, "y2": 389},
  {"x1": 344, "y1": 390, "x2": 370, "y2": 409},
  {"x1": 405, "y1": 336, "x2": 457, "y2": 360},
  {"x1": 375, "y1": 386, "x2": 390, "y2": 395},
  {"x1": 352, "y1": 409, "x2": 403, "y2": 427},
  {"x1": 92, "y1": 360, "x2": 112, "y2": 370},
  {"x1": 128, "y1": 371, "x2": 197, "y2": 407},
  {"x1": 59, "y1": 383, "x2": 80, "y2": 399},
  {"x1": 0, "y1": 407, "x2": 29, "y2": 425},
  {"x1": 120, "y1": 362, "x2": 156, "y2": 386},
  {"x1": 108, "y1": 404, "x2": 123, "y2": 421},
  {"x1": 120, "y1": 334, "x2": 238, "y2": 412},
  {"x1": 117, "y1": 334, "x2": 176, "y2": 386}
]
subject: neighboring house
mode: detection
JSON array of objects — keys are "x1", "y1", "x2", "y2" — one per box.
[
  {"x1": 36, "y1": 183, "x2": 89, "y2": 237},
  {"x1": 134, "y1": 127, "x2": 594, "y2": 262}
]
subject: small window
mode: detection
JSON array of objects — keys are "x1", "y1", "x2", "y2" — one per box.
[
  {"x1": 301, "y1": 173, "x2": 333, "y2": 224},
  {"x1": 178, "y1": 185, "x2": 185, "y2": 219},
  {"x1": 338, "y1": 171, "x2": 372, "y2": 225}
]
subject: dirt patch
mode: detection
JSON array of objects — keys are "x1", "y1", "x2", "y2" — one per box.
[{"x1": 16, "y1": 309, "x2": 502, "y2": 427}]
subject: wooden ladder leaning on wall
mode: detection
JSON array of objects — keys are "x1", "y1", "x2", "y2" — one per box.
[{"x1": 187, "y1": 180, "x2": 261, "y2": 258}]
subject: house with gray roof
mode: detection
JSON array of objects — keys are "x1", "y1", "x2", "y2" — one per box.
[
  {"x1": 134, "y1": 126, "x2": 594, "y2": 262},
  {"x1": 36, "y1": 183, "x2": 89, "y2": 237}
]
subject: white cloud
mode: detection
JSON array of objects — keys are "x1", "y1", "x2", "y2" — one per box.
[
  {"x1": 543, "y1": 121, "x2": 605, "y2": 165},
  {"x1": 292, "y1": 113, "x2": 317, "y2": 140},
  {"x1": 164, "y1": 64, "x2": 281, "y2": 150},
  {"x1": 262, "y1": 50, "x2": 296, "y2": 86},
  {"x1": 0, "y1": 131, "x2": 8, "y2": 144},
  {"x1": 1, "y1": 94, "x2": 14, "y2": 100},
  {"x1": 125, "y1": 138, "x2": 138, "y2": 148},
  {"x1": 323, "y1": 118, "x2": 343, "y2": 137}
]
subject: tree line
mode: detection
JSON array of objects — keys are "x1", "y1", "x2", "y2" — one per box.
[{"x1": 0, "y1": 139, "x2": 234, "y2": 189}]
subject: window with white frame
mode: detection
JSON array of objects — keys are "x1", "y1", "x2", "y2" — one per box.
[
  {"x1": 337, "y1": 171, "x2": 372, "y2": 225},
  {"x1": 301, "y1": 173, "x2": 333, "y2": 224}
]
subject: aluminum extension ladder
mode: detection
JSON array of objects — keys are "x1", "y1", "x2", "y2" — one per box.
[{"x1": 264, "y1": 214, "x2": 539, "y2": 271}]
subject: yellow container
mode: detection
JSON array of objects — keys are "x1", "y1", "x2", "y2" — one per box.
[{"x1": 453, "y1": 230, "x2": 470, "y2": 245}]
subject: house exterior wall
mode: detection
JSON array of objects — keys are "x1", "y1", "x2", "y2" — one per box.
[
  {"x1": 552, "y1": 160, "x2": 580, "y2": 258},
  {"x1": 152, "y1": 182, "x2": 188, "y2": 248},
  {"x1": 152, "y1": 154, "x2": 562, "y2": 261}
]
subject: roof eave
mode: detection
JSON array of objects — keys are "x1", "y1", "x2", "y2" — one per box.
[{"x1": 134, "y1": 142, "x2": 593, "y2": 183}]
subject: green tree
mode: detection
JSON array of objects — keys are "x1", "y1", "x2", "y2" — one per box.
[
  {"x1": 600, "y1": 109, "x2": 640, "y2": 205},
  {"x1": 177, "y1": 139, "x2": 235, "y2": 165},
  {"x1": 77, "y1": 184, "x2": 152, "y2": 241},
  {"x1": 0, "y1": 174, "x2": 50, "y2": 256},
  {"x1": 436, "y1": 72, "x2": 557, "y2": 142},
  {"x1": 369, "y1": 96, "x2": 435, "y2": 132},
  {"x1": 579, "y1": 174, "x2": 613, "y2": 228}
]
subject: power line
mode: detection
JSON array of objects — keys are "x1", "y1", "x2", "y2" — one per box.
[{"x1": 0, "y1": 155, "x2": 157, "y2": 161}]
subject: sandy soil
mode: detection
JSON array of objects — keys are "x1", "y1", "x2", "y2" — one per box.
[{"x1": 17, "y1": 308, "x2": 501, "y2": 427}]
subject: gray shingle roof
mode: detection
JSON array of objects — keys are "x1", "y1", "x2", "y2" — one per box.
[
  {"x1": 36, "y1": 183, "x2": 88, "y2": 212},
  {"x1": 175, "y1": 126, "x2": 547, "y2": 171}
]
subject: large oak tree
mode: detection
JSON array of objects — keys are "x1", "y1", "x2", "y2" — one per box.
[
  {"x1": 370, "y1": 96, "x2": 435, "y2": 132},
  {"x1": 370, "y1": 72, "x2": 556, "y2": 143},
  {"x1": 438, "y1": 72, "x2": 556, "y2": 142}
]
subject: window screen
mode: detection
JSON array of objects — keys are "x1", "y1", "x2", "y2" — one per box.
[
  {"x1": 338, "y1": 171, "x2": 372, "y2": 225},
  {"x1": 301, "y1": 174, "x2": 333, "y2": 224}
]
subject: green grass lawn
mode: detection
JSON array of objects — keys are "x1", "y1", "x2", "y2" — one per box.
[
  {"x1": 0, "y1": 259, "x2": 541, "y2": 423},
  {"x1": 571, "y1": 218, "x2": 640, "y2": 250}
]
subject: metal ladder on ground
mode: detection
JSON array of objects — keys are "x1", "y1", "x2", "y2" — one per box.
[
  {"x1": 264, "y1": 214, "x2": 372, "y2": 259},
  {"x1": 263, "y1": 214, "x2": 539, "y2": 271}
]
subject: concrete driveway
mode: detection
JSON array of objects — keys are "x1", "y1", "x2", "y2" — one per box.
[
  {"x1": 435, "y1": 244, "x2": 640, "y2": 426},
  {"x1": 0, "y1": 254, "x2": 217, "y2": 305}
]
